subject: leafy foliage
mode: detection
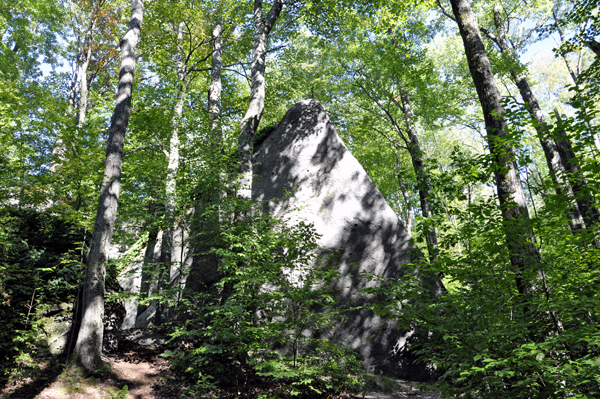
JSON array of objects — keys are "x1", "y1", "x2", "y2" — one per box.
[
  {"x1": 0, "y1": 207, "x2": 84, "y2": 382},
  {"x1": 158, "y1": 188, "x2": 364, "y2": 396},
  {"x1": 2, "y1": 0, "x2": 600, "y2": 396},
  {"x1": 363, "y1": 95, "x2": 600, "y2": 397}
]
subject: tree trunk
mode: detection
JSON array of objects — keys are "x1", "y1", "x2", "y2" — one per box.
[
  {"x1": 586, "y1": 40, "x2": 600, "y2": 57},
  {"x1": 489, "y1": 6, "x2": 585, "y2": 232},
  {"x1": 352, "y1": 74, "x2": 437, "y2": 259},
  {"x1": 396, "y1": 155, "x2": 414, "y2": 235},
  {"x1": 73, "y1": 0, "x2": 143, "y2": 373},
  {"x1": 207, "y1": 19, "x2": 227, "y2": 229},
  {"x1": 50, "y1": 63, "x2": 79, "y2": 173},
  {"x1": 137, "y1": 201, "x2": 160, "y2": 318},
  {"x1": 552, "y1": 10, "x2": 580, "y2": 84},
  {"x1": 155, "y1": 22, "x2": 187, "y2": 325},
  {"x1": 553, "y1": 109, "x2": 600, "y2": 231},
  {"x1": 209, "y1": 21, "x2": 223, "y2": 147},
  {"x1": 450, "y1": 0, "x2": 539, "y2": 297},
  {"x1": 399, "y1": 94, "x2": 438, "y2": 262},
  {"x1": 77, "y1": 17, "x2": 96, "y2": 128},
  {"x1": 237, "y1": 0, "x2": 283, "y2": 199}
]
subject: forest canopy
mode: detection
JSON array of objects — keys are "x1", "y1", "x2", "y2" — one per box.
[{"x1": 1, "y1": 0, "x2": 600, "y2": 397}]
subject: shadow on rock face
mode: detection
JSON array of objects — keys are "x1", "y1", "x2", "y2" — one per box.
[{"x1": 252, "y1": 99, "x2": 434, "y2": 379}]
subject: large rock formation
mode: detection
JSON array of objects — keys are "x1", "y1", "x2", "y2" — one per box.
[
  {"x1": 253, "y1": 99, "x2": 427, "y2": 377},
  {"x1": 115, "y1": 99, "x2": 434, "y2": 378}
]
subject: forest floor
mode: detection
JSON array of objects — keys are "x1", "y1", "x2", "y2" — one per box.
[{"x1": 1, "y1": 340, "x2": 443, "y2": 399}]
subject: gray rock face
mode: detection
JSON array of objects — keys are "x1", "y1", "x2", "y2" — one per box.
[
  {"x1": 253, "y1": 99, "x2": 423, "y2": 377},
  {"x1": 38, "y1": 303, "x2": 73, "y2": 355},
  {"x1": 118, "y1": 260, "x2": 143, "y2": 330}
]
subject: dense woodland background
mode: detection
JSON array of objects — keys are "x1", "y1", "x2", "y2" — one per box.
[{"x1": 1, "y1": 0, "x2": 600, "y2": 397}]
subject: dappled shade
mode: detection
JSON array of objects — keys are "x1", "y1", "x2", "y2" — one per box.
[{"x1": 253, "y1": 99, "x2": 429, "y2": 378}]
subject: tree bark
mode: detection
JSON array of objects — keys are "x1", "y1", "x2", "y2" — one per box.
[
  {"x1": 209, "y1": 21, "x2": 223, "y2": 147},
  {"x1": 399, "y1": 94, "x2": 438, "y2": 261},
  {"x1": 237, "y1": 0, "x2": 283, "y2": 198},
  {"x1": 553, "y1": 109, "x2": 600, "y2": 230},
  {"x1": 77, "y1": 17, "x2": 96, "y2": 128},
  {"x1": 73, "y1": 0, "x2": 143, "y2": 373},
  {"x1": 155, "y1": 21, "x2": 186, "y2": 325},
  {"x1": 489, "y1": 6, "x2": 585, "y2": 232},
  {"x1": 396, "y1": 155, "x2": 414, "y2": 235},
  {"x1": 450, "y1": 0, "x2": 540, "y2": 297}
]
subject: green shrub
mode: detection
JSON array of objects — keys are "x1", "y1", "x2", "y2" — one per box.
[
  {"x1": 162, "y1": 195, "x2": 364, "y2": 396},
  {"x1": 0, "y1": 207, "x2": 84, "y2": 382}
]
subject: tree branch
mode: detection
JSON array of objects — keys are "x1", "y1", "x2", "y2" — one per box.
[
  {"x1": 514, "y1": 21, "x2": 542, "y2": 52},
  {"x1": 264, "y1": 0, "x2": 284, "y2": 33},
  {"x1": 352, "y1": 74, "x2": 410, "y2": 147},
  {"x1": 123, "y1": 146, "x2": 164, "y2": 156},
  {"x1": 373, "y1": 126, "x2": 408, "y2": 150},
  {"x1": 150, "y1": 132, "x2": 169, "y2": 157},
  {"x1": 436, "y1": 0, "x2": 456, "y2": 22}
]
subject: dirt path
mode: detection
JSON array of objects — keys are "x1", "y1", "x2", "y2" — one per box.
[
  {"x1": 1, "y1": 341, "x2": 180, "y2": 399},
  {"x1": 3, "y1": 340, "x2": 443, "y2": 399},
  {"x1": 33, "y1": 341, "x2": 181, "y2": 399},
  {"x1": 34, "y1": 357, "x2": 163, "y2": 399}
]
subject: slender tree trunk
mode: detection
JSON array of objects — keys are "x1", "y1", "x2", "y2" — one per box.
[
  {"x1": 352, "y1": 74, "x2": 437, "y2": 258},
  {"x1": 237, "y1": 0, "x2": 283, "y2": 198},
  {"x1": 550, "y1": 12, "x2": 600, "y2": 230},
  {"x1": 209, "y1": 21, "x2": 223, "y2": 147},
  {"x1": 73, "y1": 0, "x2": 143, "y2": 373},
  {"x1": 50, "y1": 63, "x2": 79, "y2": 173},
  {"x1": 77, "y1": 17, "x2": 96, "y2": 128},
  {"x1": 450, "y1": 0, "x2": 539, "y2": 297},
  {"x1": 554, "y1": 109, "x2": 600, "y2": 230},
  {"x1": 399, "y1": 94, "x2": 438, "y2": 261},
  {"x1": 396, "y1": 156, "x2": 414, "y2": 235},
  {"x1": 490, "y1": 6, "x2": 585, "y2": 232},
  {"x1": 207, "y1": 20, "x2": 226, "y2": 229},
  {"x1": 137, "y1": 201, "x2": 160, "y2": 318},
  {"x1": 553, "y1": 10, "x2": 580, "y2": 84},
  {"x1": 155, "y1": 22, "x2": 186, "y2": 325}
]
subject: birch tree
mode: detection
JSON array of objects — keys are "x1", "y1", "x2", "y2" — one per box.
[
  {"x1": 237, "y1": 0, "x2": 283, "y2": 198},
  {"x1": 73, "y1": 0, "x2": 143, "y2": 373}
]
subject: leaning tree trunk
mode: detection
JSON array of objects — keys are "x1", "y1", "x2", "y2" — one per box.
[
  {"x1": 554, "y1": 109, "x2": 600, "y2": 230},
  {"x1": 73, "y1": 0, "x2": 143, "y2": 373},
  {"x1": 450, "y1": 0, "x2": 539, "y2": 297},
  {"x1": 236, "y1": 0, "x2": 283, "y2": 199},
  {"x1": 490, "y1": 6, "x2": 585, "y2": 232},
  {"x1": 399, "y1": 93, "x2": 439, "y2": 262},
  {"x1": 396, "y1": 155, "x2": 414, "y2": 235},
  {"x1": 353, "y1": 74, "x2": 438, "y2": 261}
]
